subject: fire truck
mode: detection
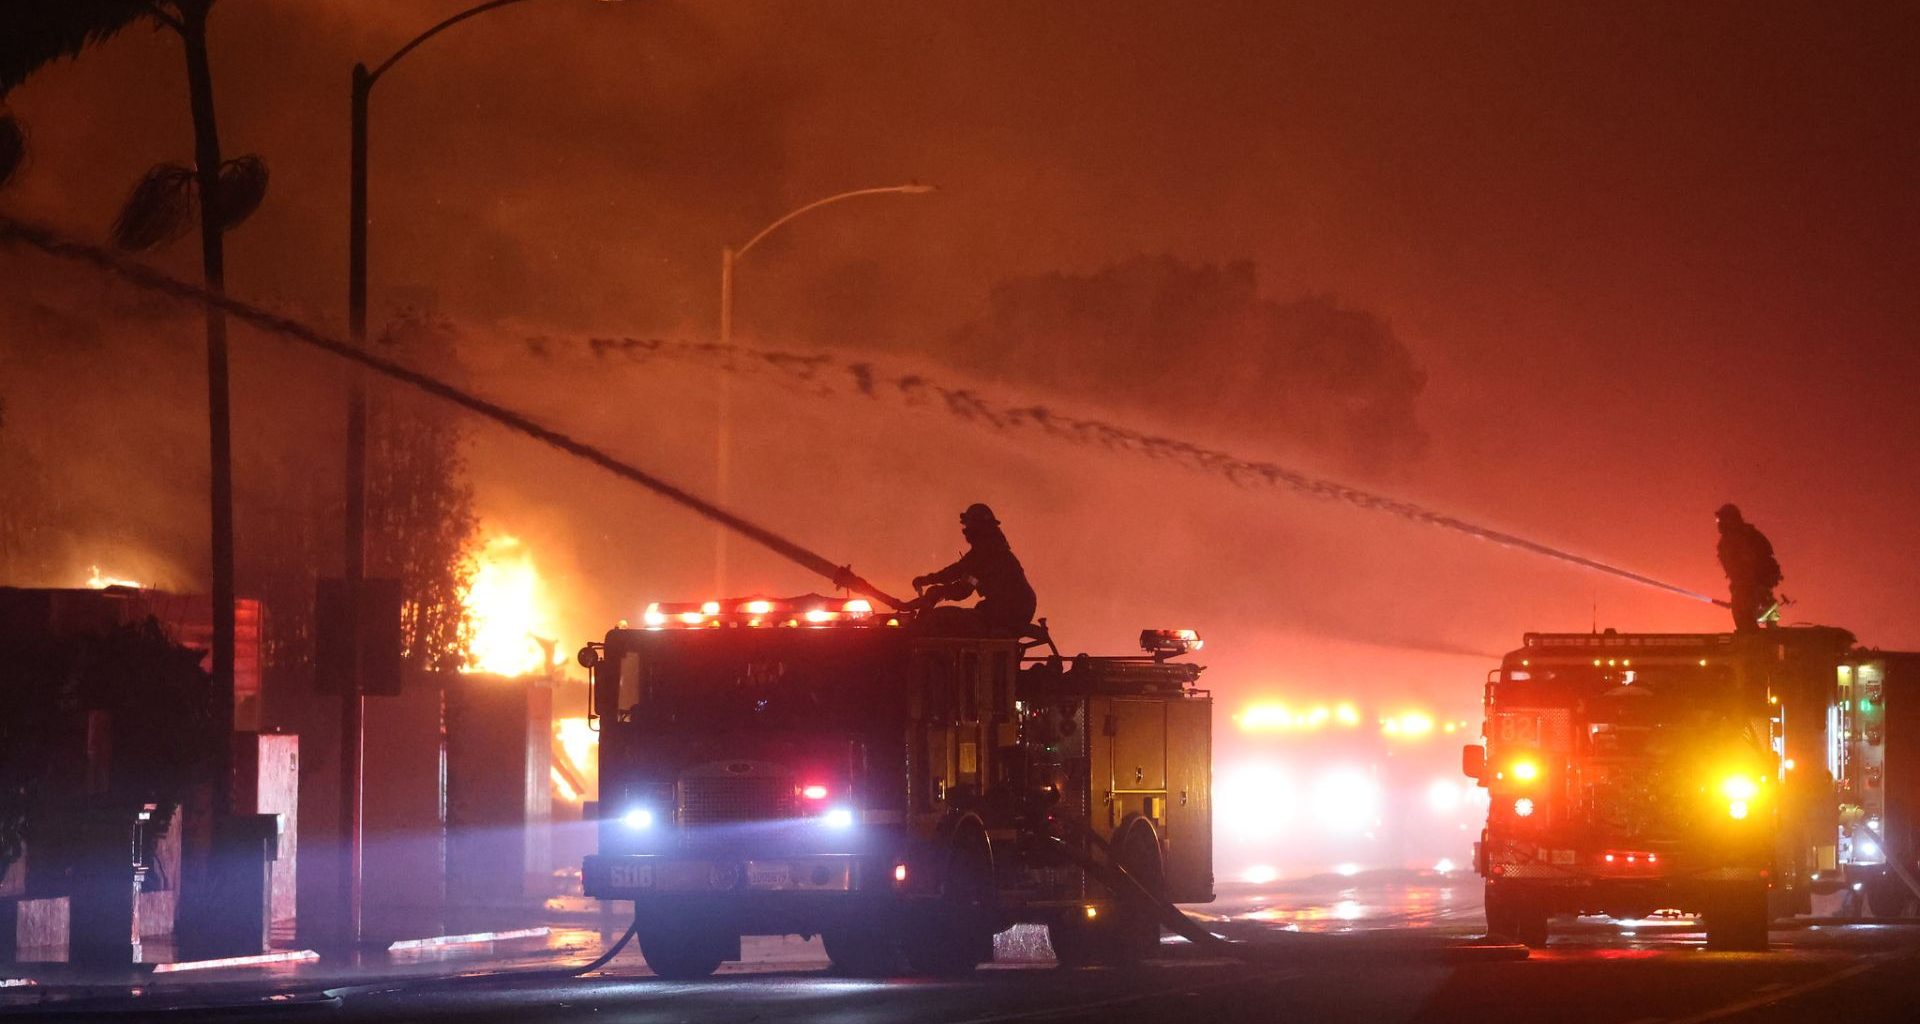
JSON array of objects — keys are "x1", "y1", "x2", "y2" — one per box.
[
  {"x1": 577, "y1": 595, "x2": 1213, "y2": 978},
  {"x1": 1463, "y1": 627, "x2": 1919, "y2": 950}
]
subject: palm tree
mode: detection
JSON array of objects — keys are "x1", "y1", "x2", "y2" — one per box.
[{"x1": 1, "y1": 1, "x2": 267, "y2": 814}]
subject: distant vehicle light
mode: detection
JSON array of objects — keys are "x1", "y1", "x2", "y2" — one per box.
[
  {"x1": 621, "y1": 808, "x2": 655, "y2": 830},
  {"x1": 1084, "y1": 905, "x2": 1100, "y2": 920},
  {"x1": 1383, "y1": 711, "x2": 1435, "y2": 739},
  {"x1": 804, "y1": 609, "x2": 833, "y2": 624},
  {"x1": 701, "y1": 601, "x2": 721, "y2": 615},
  {"x1": 801, "y1": 784, "x2": 829, "y2": 800},
  {"x1": 1427, "y1": 779, "x2": 1463, "y2": 814},
  {"x1": 843, "y1": 599, "x2": 873, "y2": 615},
  {"x1": 642, "y1": 604, "x2": 667, "y2": 627},
  {"x1": 1433, "y1": 858, "x2": 1456, "y2": 874},
  {"x1": 1312, "y1": 769, "x2": 1379, "y2": 834},
  {"x1": 745, "y1": 599, "x2": 774, "y2": 615},
  {"x1": 1513, "y1": 798, "x2": 1535, "y2": 817},
  {"x1": 679, "y1": 611, "x2": 704, "y2": 625},
  {"x1": 893, "y1": 863, "x2": 908, "y2": 883},
  {"x1": 822, "y1": 807, "x2": 856, "y2": 829}
]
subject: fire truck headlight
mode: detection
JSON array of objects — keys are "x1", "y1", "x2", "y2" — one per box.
[
  {"x1": 822, "y1": 807, "x2": 856, "y2": 829},
  {"x1": 1718, "y1": 775, "x2": 1759, "y2": 802},
  {"x1": 1727, "y1": 800, "x2": 1750, "y2": 820},
  {"x1": 621, "y1": 808, "x2": 656, "y2": 831},
  {"x1": 1512, "y1": 797, "x2": 1535, "y2": 818}
]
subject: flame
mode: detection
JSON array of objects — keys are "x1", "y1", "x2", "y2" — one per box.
[
  {"x1": 461, "y1": 535, "x2": 555, "y2": 676},
  {"x1": 84, "y1": 565, "x2": 142, "y2": 589},
  {"x1": 552, "y1": 716, "x2": 598, "y2": 803}
]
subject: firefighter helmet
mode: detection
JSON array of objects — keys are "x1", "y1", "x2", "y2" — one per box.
[{"x1": 960, "y1": 503, "x2": 1000, "y2": 527}]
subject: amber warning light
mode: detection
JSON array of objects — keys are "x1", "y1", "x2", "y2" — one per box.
[{"x1": 1140, "y1": 629, "x2": 1203, "y2": 659}]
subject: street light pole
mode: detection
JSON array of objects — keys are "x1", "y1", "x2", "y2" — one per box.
[
  {"x1": 341, "y1": 0, "x2": 603, "y2": 948},
  {"x1": 712, "y1": 184, "x2": 934, "y2": 591}
]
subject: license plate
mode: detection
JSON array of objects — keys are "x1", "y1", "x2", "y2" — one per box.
[
  {"x1": 746, "y1": 861, "x2": 792, "y2": 888},
  {"x1": 608, "y1": 861, "x2": 654, "y2": 890}
]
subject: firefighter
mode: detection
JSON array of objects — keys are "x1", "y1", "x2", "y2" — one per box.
[
  {"x1": 910, "y1": 503, "x2": 1038, "y2": 633},
  {"x1": 1716, "y1": 503, "x2": 1782, "y2": 632}
]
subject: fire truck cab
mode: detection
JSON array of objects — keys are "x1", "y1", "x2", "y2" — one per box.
[
  {"x1": 1465, "y1": 627, "x2": 1920, "y2": 950},
  {"x1": 579, "y1": 596, "x2": 1212, "y2": 978}
]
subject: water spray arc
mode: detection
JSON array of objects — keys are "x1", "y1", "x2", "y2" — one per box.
[
  {"x1": 0, "y1": 215, "x2": 903, "y2": 612},
  {"x1": 3, "y1": 214, "x2": 1722, "y2": 611},
  {"x1": 569, "y1": 336, "x2": 1728, "y2": 609}
]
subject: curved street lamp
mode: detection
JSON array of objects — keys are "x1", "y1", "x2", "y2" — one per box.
[
  {"x1": 719, "y1": 183, "x2": 936, "y2": 349},
  {"x1": 339, "y1": 0, "x2": 623, "y2": 948},
  {"x1": 712, "y1": 184, "x2": 935, "y2": 591}
]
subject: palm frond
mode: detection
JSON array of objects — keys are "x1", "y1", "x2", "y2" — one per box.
[
  {"x1": 110, "y1": 161, "x2": 195, "y2": 251},
  {"x1": 0, "y1": 2, "x2": 155, "y2": 95},
  {"x1": 0, "y1": 115, "x2": 23, "y2": 188},
  {"x1": 207, "y1": 153, "x2": 266, "y2": 231}
]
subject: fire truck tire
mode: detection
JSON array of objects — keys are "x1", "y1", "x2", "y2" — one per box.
[
  {"x1": 1865, "y1": 874, "x2": 1913, "y2": 919},
  {"x1": 1703, "y1": 883, "x2": 1769, "y2": 951},
  {"x1": 823, "y1": 926, "x2": 905, "y2": 977},
  {"x1": 904, "y1": 829, "x2": 996, "y2": 976},
  {"x1": 638, "y1": 928, "x2": 732, "y2": 980},
  {"x1": 1046, "y1": 914, "x2": 1106, "y2": 968},
  {"x1": 1483, "y1": 886, "x2": 1549, "y2": 948},
  {"x1": 1111, "y1": 821, "x2": 1165, "y2": 962}
]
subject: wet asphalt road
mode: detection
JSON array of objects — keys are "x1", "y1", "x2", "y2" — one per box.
[{"x1": 10, "y1": 874, "x2": 1920, "y2": 1023}]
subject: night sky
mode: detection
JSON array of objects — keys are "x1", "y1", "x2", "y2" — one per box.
[{"x1": 3, "y1": 1, "x2": 1915, "y2": 720}]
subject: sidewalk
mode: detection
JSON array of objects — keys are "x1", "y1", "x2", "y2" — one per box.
[{"x1": 0, "y1": 915, "x2": 627, "y2": 1014}]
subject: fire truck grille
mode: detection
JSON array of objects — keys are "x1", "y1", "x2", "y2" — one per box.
[{"x1": 679, "y1": 775, "x2": 797, "y2": 823}]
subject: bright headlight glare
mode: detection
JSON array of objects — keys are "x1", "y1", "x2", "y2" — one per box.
[
  {"x1": 1727, "y1": 799, "x2": 1750, "y2": 820},
  {"x1": 822, "y1": 807, "x2": 856, "y2": 829},
  {"x1": 1719, "y1": 775, "x2": 1759, "y2": 802},
  {"x1": 621, "y1": 808, "x2": 655, "y2": 830}
]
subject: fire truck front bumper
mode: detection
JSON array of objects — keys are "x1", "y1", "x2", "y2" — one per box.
[{"x1": 584, "y1": 853, "x2": 878, "y2": 900}]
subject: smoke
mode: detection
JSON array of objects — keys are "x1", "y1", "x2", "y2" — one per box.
[
  {"x1": 2, "y1": 213, "x2": 1719, "y2": 613},
  {"x1": 943, "y1": 256, "x2": 1429, "y2": 472},
  {"x1": 545, "y1": 333, "x2": 1720, "y2": 608}
]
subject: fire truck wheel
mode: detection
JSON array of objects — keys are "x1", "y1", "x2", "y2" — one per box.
[
  {"x1": 1111, "y1": 822, "x2": 1165, "y2": 962},
  {"x1": 1865, "y1": 874, "x2": 1914, "y2": 919},
  {"x1": 1046, "y1": 914, "x2": 1106, "y2": 968},
  {"x1": 904, "y1": 830, "x2": 996, "y2": 976},
  {"x1": 1483, "y1": 886, "x2": 1549, "y2": 948},
  {"x1": 1702, "y1": 883, "x2": 1769, "y2": 951},
  {"x1": 823, "y1": 926, "x2": 905, "y2": 977},
  {"x1": 638, "y1": 927, "x2": 732, "y2": 980}
]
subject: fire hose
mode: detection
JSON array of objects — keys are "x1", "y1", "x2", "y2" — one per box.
[{"x1": 1048, "y1": 815, "x2": 1530, "y2": 964}]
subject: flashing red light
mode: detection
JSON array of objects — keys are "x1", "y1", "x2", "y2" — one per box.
[{"x1": 801, "y1": 784, "x2": 829, "y2": 800}]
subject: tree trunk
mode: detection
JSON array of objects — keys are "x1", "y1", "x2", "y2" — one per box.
[{"x1": 180, "y1": 0, "x2": 235, "y2": 815}]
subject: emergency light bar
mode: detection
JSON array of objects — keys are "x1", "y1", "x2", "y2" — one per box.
[
  {"x1": 1140, "y1": 628, "x2": 1203, "y2": 659},
  {"x1": 638, "y1": 595, "x2": 894, "y2": 630}
]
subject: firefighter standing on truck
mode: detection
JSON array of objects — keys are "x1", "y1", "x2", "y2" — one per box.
[
  {"x1": 1716, "y1": 503, "x2": 1782, "y2": 632},
  {"x1": 911, "y1": 503, "x2": 1038, "y2": 633}
]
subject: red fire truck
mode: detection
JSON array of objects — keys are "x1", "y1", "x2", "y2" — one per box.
[
  {"x1": 577, "y1": 596, "x2": 1213, "y2": 978},
  {"x1": 1464, "y1": 627, "x2": 1920, "y2": 950}
]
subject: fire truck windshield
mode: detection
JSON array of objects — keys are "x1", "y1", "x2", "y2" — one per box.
[
  {"x1": 1512, "y1": 661, "x2": 1766, "y2": 758},
  {"x1": 610, "y1": 631, "x2": 907, "y2": 734}
]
